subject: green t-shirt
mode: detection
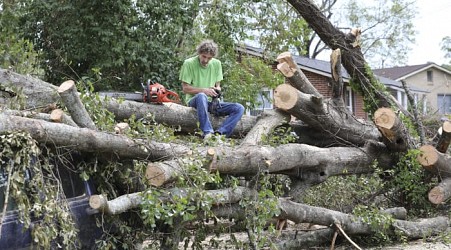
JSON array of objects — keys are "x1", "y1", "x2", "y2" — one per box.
[{"x1": 179, "y1": 55, "x2": 223, "y2": 104}]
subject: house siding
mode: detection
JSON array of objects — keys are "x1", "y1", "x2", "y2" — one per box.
[{"x1": 403, "y1": 68, "x2": 451, "y2": 113}]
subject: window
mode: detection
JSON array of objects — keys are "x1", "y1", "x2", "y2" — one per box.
[
  {"x1": 344, "y1": 86, "x2": 354, "y2": 113},
  {"x1": 427, "y1": 70, "x2": 433, "y2": 82},
  {"x1": 437, "y1": 94, "x2": 451, "y2": 114},
  {"x1": 249, "y1": 89, "x2": 273, "y2": 116}
]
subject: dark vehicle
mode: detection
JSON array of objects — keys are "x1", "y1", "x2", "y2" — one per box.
[{"x1": 0, "y1": 165, "x2": 102, "y2": 249}]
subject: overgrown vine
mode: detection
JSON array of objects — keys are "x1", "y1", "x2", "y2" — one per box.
[{"x1": 0, "y1": 131, "x2": 79, "y2": 248}]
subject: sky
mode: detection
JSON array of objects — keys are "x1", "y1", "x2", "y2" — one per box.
[{"x1": 408, "y1": 0, "x2": 451, "y2": 66}]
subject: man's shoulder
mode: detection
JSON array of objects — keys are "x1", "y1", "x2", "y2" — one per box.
[
  {"x1": 184, "y1": 56, "x2": 198, "y2": 64},
  {"x1": 209, "y1": 58, "x2": 221, "y2": 67}
]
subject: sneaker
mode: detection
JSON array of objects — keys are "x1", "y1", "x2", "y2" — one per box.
[
  {"x1": 203, "y1": 133, "x2": 226, "y2": 146},
  {"x1": 203, "y1": 133, "x2": 213, "y2": 143}
]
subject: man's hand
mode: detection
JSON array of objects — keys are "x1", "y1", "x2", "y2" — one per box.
[{"x1": 204, "y1": 88, "x2": 219, "y2": 97}]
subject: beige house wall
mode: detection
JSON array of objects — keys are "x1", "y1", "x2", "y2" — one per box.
[{"x1": 404, "y1": 68, "x2": 451, "y2": 113}]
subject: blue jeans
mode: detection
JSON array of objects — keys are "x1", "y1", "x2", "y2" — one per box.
[{"x1": 188, "y1": 93, "x2": 244, "y2": 137}]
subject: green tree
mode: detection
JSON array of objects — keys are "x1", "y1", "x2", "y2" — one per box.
[
  {"x1": 441, "y1": 36, "x2": 451, "y2": 70},
  {"x1": 344, "y1": 0, "x2": 416, "y2": 68},
  {"x1": 18, "y1": 0, "x2": 200, "y2": 90},
  {"x1": 0, "y1": 0, "x2": 42, "y2": 76}
]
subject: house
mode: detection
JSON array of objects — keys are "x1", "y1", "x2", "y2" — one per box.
[
  {"x1": 374, "y1": 63, "x2": 451, "y2": 116},
  {"x1": 238, "y1": 44, "x2": 428, "y2": 120}
]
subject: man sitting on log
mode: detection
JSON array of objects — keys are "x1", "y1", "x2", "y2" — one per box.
[{"x1": 179, "y1": 39, "x2": 244, "y2": 140}]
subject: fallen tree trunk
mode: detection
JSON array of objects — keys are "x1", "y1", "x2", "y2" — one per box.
[
  {"x1": 240, "y1": 109, "x2": 291, "y2": 146},
  {"x1": 276, "y1": 199, "x2": 449, "y2": 249},
  {"x1": 145, "y1": 140, "x2": 394, "y2": 187},
  {"x1": 0, "y1": 114, "x2": 191, "y2": 161},
  {"x1": 0, "y1": 68, "x2": 59, "y2": 108},
  {"x1": 89, "y1": 186, "x2": 255, "y2": 215},
  {"x1": 0, "y1": 70, "x2": 257, "y2": 137},
  {"x1": 274, "y1": 83, "x2": 381, "y2": 147},
  {"x1": 103, "y1": 99, "x2": 256, "y2": 137}
]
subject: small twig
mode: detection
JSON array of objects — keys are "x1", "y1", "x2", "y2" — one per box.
[
  {"x1": 0, "y1": 160, "x2": 15, "y2": 237},
  {"x1": 246, "y1": 228, "x2": 258, "y2": 250},
  {"x1": 334, "y1": 223, "x2": 362, "y2": 250},
  {"x1": 330, "y1": 230, "x2": 338, "y2": 250}
]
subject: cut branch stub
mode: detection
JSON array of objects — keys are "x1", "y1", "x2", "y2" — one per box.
[
  {"x1": 276, "y1": 51, "x2": 298, "y2": 70},
  {"x1": 277, "y1": 62, "x2": 295, "y2": 78},
  {"x1": 428, "y1": 178, "x2": 451, "y2": 204},
  {"x1": 146, "y1": 160, "x2": 184, "y2": 187},
  {"x1": 373, "y1": 107, "x2": 407, "y2": 151},
  {"x1": 50, "y1": 109, "x2": 64, "y2": 123},
  {"x1": 274, "y1": 84, "x2": 301, "y2": 111},
  {"x1": 276, "y1": 52, "x2": 321, "y2": 96},
  {"x1": 374, "y1": 107, "x2": 396, "y2": 136},
  {"x1": 436, "y1": 121, "x2": 451, "y2": 153},
  {"x1": 57, "y1": 80, "x2": 97, "y2": 130},
  {"x1": 417, "y1": 144, "x2": 451, "y2": 176}
]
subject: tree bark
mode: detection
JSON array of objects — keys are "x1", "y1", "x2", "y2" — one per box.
[
  {"x1": 145, "y1": 141, "x2": 394, "y2": 187},
  {"x1": 57, "y1": 80, "x2": 97, "y2": 130},
  {"x1": 103, "y1": 99, "x2": 256, "y2": 137},
  {"x1": 436, "y1": 121, "x2": 451, "y2": 153},
  {"x1": 0, "y1": 68, "x2": 59, "y2": 108},
  {"x1": 3, "y1": 109, "x2": 77, "y2": 127},
  {"x1": 89, "y1": 187, "x2": 255, "y2": 215},
  {"x1": 0, "y1": 71, "x2": 257, "y2": 137},
  {"x1": 277, "y1": 199, "x2": 449, "y2": 245},
  {"x1": 89, "y1": 193, "x2": 142, "y2": 215},
  {"x1": 0, "y1": 114, "x2": 191, "y2": 161},
  {"x1": 240, "y1": 109, "x2": 291, "y2": 146},
  {"x1": 276, "y1": 52, "x2": 321, "y2": 96}
]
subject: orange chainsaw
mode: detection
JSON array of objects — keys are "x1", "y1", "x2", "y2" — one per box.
[{"x1": 141, "y1": 80, "x2": 180, "y2": 104}]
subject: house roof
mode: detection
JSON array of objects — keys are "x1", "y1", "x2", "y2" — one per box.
[
  {"x1": 237, "y1": 44, "x2": 427, "y2": 93},
  {"x1": 373, "y1": 63, "x2": 451, "y2": 81}
]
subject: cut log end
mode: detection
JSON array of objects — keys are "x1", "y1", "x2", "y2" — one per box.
[
  {"x1": 274, "y1": 84, "x2": 298, "y2": 110},
  {"x1": 417, "y1": 145, "x2": 439, "y2": 170},
  {"x1": 428, "y1": 186, "x2": 445, "y2": 204},
  {"x1": 57, "y1": 80, "x2": 75, "y2": 93},
  {"x1": 146, "y1": 165, "x2": 166, "y2": 187},
  {"x1": 277, "y1": 62, "x2": 294, "y2": 78},
  {"x1": 115, "y1": 122, "x2": 130, "y2": 134},
  {"x1": 89, "y1": 195, "x2": 108, "y2": 210},
  {"x1": 50, "y1": 109, "x2": 64, "y2": 123},
  {"x1": 373, "y1": 108, "x2": 396, "y2": 129},
  {"x1": 443, "y1": 121, "x2": 451, "y2": 133}
]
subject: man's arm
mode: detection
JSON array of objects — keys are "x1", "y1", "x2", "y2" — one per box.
[{"x1": 182, "y1": 82, "x2": 219, "y2": 97}]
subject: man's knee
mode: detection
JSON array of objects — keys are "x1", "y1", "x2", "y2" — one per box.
[
  {"x1": 235, "y1": 103, "x2": 245, "y2": 115},
  {"x1": 195, "y1": 93, "x2": 208, "y2": 101}
]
